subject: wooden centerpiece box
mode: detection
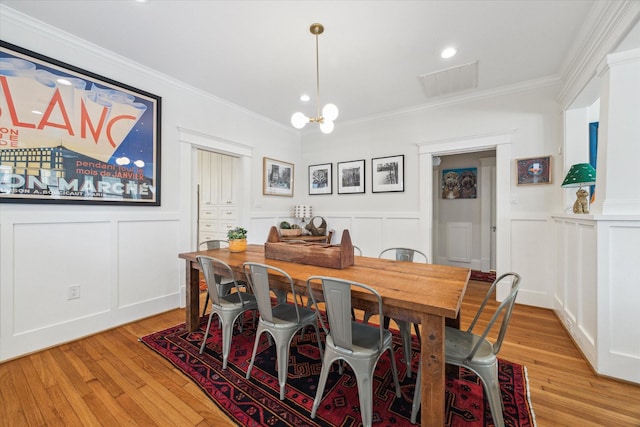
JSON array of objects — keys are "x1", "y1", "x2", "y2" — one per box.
[{"x1": 264, "y1": 226, "x2": 354, "y2": 269}]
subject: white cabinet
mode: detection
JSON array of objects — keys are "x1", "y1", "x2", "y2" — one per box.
[
  {"x1": 198, "y1": 151, "x2": 237, "y2": 206},
  {"x1": 198, "y1": 151, "x2": 238, "y2": 245}
]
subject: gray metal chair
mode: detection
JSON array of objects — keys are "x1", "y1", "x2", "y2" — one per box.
[
  {"x1": 243, "y1": 262, "x2": 324, "y2": 400},
  {"x1": 353, "y1": 245, "x2": 362, "y2": 256},
  {"x1": 196, "y1": 256, "x2": 258, "y2": 369},
  {"x1": 199, "y1": 240, "x2": 234, "y2": 316},
  {"x1": 362, "y1": 247, "x2": 428, "y2": 378},
  {"x1": 307, "y1": 276, "x2": 401, "y2": 427},
  {"x1": 411, "y1": 272, "x2": 521, "y2": 426}
]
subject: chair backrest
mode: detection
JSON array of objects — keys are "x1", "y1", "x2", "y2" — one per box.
[
  {"x1": 196, "y1": 255, "x2": 247, "y2": 305},
  {"x1": 466, "y1": 272, "x2": 521, "y2": 359},
  {"x1": 353, "y1": 245, "x2": 362, "y2": 256},
  {"x1": 379, "y1": 247, "x2": 428, "y2": 263},
  {"x1": 242, "y1": 262, "x2": 301, "y2": 324},
  {"x1": 199, "y1": 239, "x2": 229, "y2": 250},
  {"x1": 307, "y1": 276, "x2": 384, "y2": 352}
]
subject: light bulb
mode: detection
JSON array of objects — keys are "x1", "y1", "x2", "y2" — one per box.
[
  {"x1": 291, "y1": 112, "x2": 308, "y2": 129},
  {"x1": 319, "y1": 119, "x2": 334, "y2": 134},
  {"x1": 322, "y1": 103, "x2": 339, "y2": 121}
]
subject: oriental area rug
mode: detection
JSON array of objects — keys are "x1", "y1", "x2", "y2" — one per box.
[{"x1": 141, "y1": 315, "x2": 536, "y2": 427}]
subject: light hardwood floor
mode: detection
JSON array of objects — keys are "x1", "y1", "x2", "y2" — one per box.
[{"x1": 1, "y1": 280, "x2": 639, "y2": 426}]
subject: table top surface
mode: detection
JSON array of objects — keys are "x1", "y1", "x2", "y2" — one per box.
[{"x1": 180, "y1": 244, "x2": 470, "y2": 320}]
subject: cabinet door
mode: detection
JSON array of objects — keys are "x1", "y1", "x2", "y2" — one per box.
[
  {"x1": 218, "y1": 154, "x2": 236, "y2": 204},
  {"x1": 198, "y1": 150, "x2": 216, "y2": 206}
]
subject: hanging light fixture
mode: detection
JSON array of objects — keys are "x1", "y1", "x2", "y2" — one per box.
[{"x1": 291, "y1": 23, "x2": 339, "y2": 134}]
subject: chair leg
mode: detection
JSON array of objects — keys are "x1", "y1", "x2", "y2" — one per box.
[
  {"x1": 397, "y1": 320, "x2": 413, "y2": 378},
  {"x1": 220, "y1": 313, "x2": 238, "y2": 370},
  {"x1": 199, "y1": 311, "x2": 216, "y2": 354},
  {"x1": 354, "y1": 369, "x2": 374, "y2": 427},
  {"x1": 275, "y1": 333, "x2": 291, "y2": 400},
  {"x1": 410, "y1": 363, "x2": 421, "y2": 424},
  {"x1": 202, "y1": 293, "x2": 210, "y2": 317},
  {"x1": 387, "y1": 346, "x2": 402, "y2": 397},
  {"x1": 310, "y1": 353, "x2": 334, "y2": 419},
  {"x1": 246, "y1": 325, "x2": 266, "y2": 379},
  {"x1": 476, "y1": 363, "x2": 505, "y2": 427}
]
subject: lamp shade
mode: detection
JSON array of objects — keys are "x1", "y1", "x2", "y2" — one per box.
[{"x1": 561, "y1": 163, "x2": 596, "y2": 188}]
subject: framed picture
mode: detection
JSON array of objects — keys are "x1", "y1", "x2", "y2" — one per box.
[
  {"x1": 309, "y1": 163, "x2": 332, "y2": 195},
  {"x1": 372, "y1": 155, "x2": 404, "y2": 193},
  {"x1": 0, "y1": 41, "x2": 161, "y2": 205},
  {"x1": 442, "y1": 167, "x2": 478, "y2": 199},
  {"x1": 337, "y1": 159, "x2": 365, "y2": 194},
  {"x1": 263, "y1": 157, "x2": 294, "y2": 196},
  {"x1": 516, "y1": 155, "x2": 552, "y2": 185}
]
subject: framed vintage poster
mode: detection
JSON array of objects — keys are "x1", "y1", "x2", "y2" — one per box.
[
  {"x1": 0, "y1": 41, "x2": 161, "y2": 205},
  {"x1": 309, "y1": 163, "x2": 332, "y2": 195},
  {"x1": 516, "y1": 155, "x2": 552, "y2": 185},
  {"x1": 442, "y1": 167, "x2": 477, "y2": 199},
  {"x1": 263, "y1": 157, "x2": 294, "y2": 196},
  {"x1": 337, "y1": 159, "x2": 365, "y2": 194},
  {"x1": 372, "y1": 155, "x2": 404, "y2": 193}
]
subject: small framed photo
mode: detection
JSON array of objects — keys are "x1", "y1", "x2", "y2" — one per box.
[
  {"x1": 516, "y1": 155, "x2": 552, "y2": 185},
  {"x1": 442, "y1": 167, "x2": 478, "y2": 199},
  {"x1": 337, "y1": 159, "x2": 365, "y2": 194},
  {"x1": 372, "y1": 155, "x2": 404, "y2": 193},
  {"x1": 309, "y1": 163, "x2": 332, "y2": 195},
  {"x1": 263, "y1": 157, "x2": 294, "y2": 196}
]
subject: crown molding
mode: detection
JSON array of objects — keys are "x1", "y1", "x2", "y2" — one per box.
[{"x1": 557, "y1": 0, "x2": 640, "y2": 109}]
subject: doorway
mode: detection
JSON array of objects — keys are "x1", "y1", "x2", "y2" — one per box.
[
  {"x1": 417, "y1": 131, "x2": 512, "y2": 277},
  {"x1": 431, "y1": 151, "x2": 496, "y2": 271}
]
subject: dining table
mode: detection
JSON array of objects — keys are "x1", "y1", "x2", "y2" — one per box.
[{"x1": 178, "y1": 244, "x2": 470, "y2": 427}]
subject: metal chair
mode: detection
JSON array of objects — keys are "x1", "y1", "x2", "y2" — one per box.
[
  {"x1": 196, "y1": 256, "x2": 258, "y2": 369},
  {"x1": 362, "y1": 247, "x2": 428, "y2": 378},
  {"x1": 199, "y1": 240, "x2": 234, "y2": 316},
  {"x1": 243, "y1": 262, "x2": 324, "y2": 400},
  {"x1": 353, "y1": 245, "x2": 362, "y2": 256},
  {"x1": 307, "y1": 276, "x2": 401, "y2": 427},
  {"x1": 410, "y1": 272, "x2": 522, "y2": 426}
]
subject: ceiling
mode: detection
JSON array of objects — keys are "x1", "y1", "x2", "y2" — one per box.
[{"x1": 1, "y1": 0, "x2": 598, "y2": 129}]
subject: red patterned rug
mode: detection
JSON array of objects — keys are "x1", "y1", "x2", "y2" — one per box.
[
  {"x1": 470, "y1": 270, "x2": 497, "y2": 283},
  {"x1": 141, "y1": 315, "x2": 535, "y2": 426}
]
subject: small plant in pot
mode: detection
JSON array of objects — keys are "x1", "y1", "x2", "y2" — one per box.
[{"x1": 227, "y1": 227, "x2": 248, "y2": 252}]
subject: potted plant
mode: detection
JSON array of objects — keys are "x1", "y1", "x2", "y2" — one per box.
[{"x1": 227, "y1": 226, "x2": 248, "y2": 252}]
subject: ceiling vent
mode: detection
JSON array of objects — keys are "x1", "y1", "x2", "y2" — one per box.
[{"x1": 418, "y1": 61, "x2": 478, "y2": 98}]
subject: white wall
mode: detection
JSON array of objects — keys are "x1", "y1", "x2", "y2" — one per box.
[
  {"x1": 301, "y1": 84, "x2": 564, "y2": 308},
  {"x1": 0, "y1": 8, "x2": 301, "y2": 361}
]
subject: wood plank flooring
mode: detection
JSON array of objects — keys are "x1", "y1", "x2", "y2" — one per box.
[{"x1": 1, "y1": 280, "x2": 639, "y2": 426}]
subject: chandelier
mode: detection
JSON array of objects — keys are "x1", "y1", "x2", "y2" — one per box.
[{"x1": 291, "y1": 23, "x2": 339, "y2": 134}]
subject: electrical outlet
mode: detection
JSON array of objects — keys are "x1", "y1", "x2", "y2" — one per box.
[{"x1": 68, "y1": 285, "x2": 80, "y2": 300}]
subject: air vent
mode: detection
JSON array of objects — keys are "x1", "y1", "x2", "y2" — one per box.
[{"x1": 418, "y1": 61, "x2": 478, "y2": 98}]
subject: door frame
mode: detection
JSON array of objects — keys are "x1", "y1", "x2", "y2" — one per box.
[{"x1": 417, "y1": 131, "x2": 513, "y2": 277}]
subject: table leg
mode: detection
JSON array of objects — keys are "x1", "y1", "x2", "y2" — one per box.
[
  {"x1": 420, "y1": 313, "x2": 445, "y2": 427},
  {"x1": 186, "y1": 261, "x2": 200, "y2": 332}
]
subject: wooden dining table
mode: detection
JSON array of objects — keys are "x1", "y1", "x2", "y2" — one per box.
[{"x1": 178, "y1": 244, "x2": 470, "y2": 427}]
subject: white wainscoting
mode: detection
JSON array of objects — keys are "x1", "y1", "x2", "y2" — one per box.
[
  {"x1": 552, "y1": 214, "x2": 640, "y2": 385},
  {"x1": 0, "y1": 212, "x2": 181, "y2": 361}
]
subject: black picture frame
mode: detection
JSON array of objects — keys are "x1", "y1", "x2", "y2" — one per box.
[
  {"x1": 308, "y1": 163, "x2": 332, "y2": 195},
  {"x1": 372, "y1": 155, "x2": 404, "y2": 193},
  {"x1": 337, "y1": 159, "x2": 365, "y2": 194},
  {"x1": 0, "y1": 41, "x2": 162, "y2": 205}
]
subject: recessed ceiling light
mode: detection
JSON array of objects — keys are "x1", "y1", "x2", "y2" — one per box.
[
  {"x1": 441, "y1": 47, "x2": 457, "y2": 59},
  {"x1": 300, "y1": 94, "x2": 310, "y2": 102}
]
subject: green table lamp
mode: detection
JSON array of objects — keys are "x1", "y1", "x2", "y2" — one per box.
[{"x1": 561, "y1": 163, "x2": 596, "y2": 214}]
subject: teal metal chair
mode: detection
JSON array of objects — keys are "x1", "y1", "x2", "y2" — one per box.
[
  {"x1": 307, "y1": 275, "x2": 401, "y2": 427},
  {"x1": 243, "y1": 262, "x2": 324, "y2": 400},
  {"x1": 196, "y1": 256, "x2": 257, "y2": 369},
  {"x1": 411, "y1": 272, "x2": 521, "y2": 426}
]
